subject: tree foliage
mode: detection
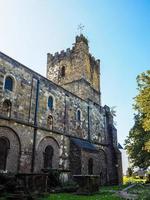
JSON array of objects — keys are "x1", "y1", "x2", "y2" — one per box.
[
  {"x1": 125, "y1": 115, "x2": 150, "y2": 169},
  {"x1": 135, "y1": 70, "x2": 150, "y2": 131},
  {"x1": 125, "y1": 70, "x2": 150, "y2": 169}
]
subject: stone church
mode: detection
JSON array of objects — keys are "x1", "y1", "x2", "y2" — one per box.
[{"x1": 0, "y1": 34, "x2": 122, "y2": 185}]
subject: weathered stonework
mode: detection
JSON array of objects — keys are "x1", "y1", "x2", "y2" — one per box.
[
  {"x1": 47, "y1": 35, "x2": 101, "y2": 105},
  {"x1": 0, "y1": 34, "x2": 122, "y2": 185}
]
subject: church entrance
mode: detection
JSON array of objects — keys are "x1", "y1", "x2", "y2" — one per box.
[
  {"x1": 44, "y1": 145, "x2": 54, "y2": 168},
  {"x1": 0, "y1": 137, "x2": 10, "y2": 170}
]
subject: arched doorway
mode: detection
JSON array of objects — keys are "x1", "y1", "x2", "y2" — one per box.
[
  {"x1": 43, "y1": 145, "x2": 54, "y2": 168},
  {"x1": 35, "y1": 137, "x2": 60, "y2": 172},
  {"x1": 0, "y1": 137, "x2": 10, "y2": 170},
  {"x1": 0, "y1": 126, "x2": 21, "y2": 172},
  {"x1": 2, "y1": 100, "x2": 12, "y2": 117}
]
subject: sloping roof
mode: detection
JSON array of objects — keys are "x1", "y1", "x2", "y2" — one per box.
[
  {"x1": 71, "y1": 138, "x2": 98, "y2": 153},
  {"x1": 118, "y1": 143, "x2": 123, "y2": 149}
]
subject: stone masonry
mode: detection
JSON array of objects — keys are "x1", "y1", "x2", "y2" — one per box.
[{"x1": 0, "y1": 34, "x2": 122, "y2": 185}]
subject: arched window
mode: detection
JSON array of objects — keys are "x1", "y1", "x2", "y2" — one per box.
[
  {"x1": 0, "y1": 137, "x2": 10, "y2": 170},
  {"x1": 48, "y1": 96, "x2": 53, "y2": 110},
  {"x1": 43, "y1": 145, "x2": 54, "y2": 169},
  {"x1": 88, "y1": 158, "x2": 93, "y2": 175},
  {"x1": 61, "y1": 66, "x2": 65, "y2": 77},
  {"x1": 2, "y1": 100, "x2": 12, "y2": 117},
  {"x1": 4, "y1": 76, "x2": 14, "y2": 91},
  {"x1": 77, "y1": 109, "x2": 81, "y2": 121},
  {"x1": 47, "y1": 115, "x2": 53, "y2": 130}
]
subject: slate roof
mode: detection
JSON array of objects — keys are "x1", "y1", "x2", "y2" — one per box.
[
  {"x1": 118, "y1": 143, "x2": 123, "y2": 149},
  {"x1": 71, "y1": 138, "x2": 98, "y2": 153}
]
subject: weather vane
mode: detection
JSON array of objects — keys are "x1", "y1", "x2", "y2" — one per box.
[{"x1": 77, "y1": 24, "x2": 85, "y2": 35}]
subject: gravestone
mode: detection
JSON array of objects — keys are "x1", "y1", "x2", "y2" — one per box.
[{"x1": 73, "y1": 175, "x2": 100, "y2": 195}]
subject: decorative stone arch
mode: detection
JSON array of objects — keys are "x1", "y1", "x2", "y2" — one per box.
[
  {"x1": 76, "y1": 108, "x2": 82, "y2": 122},
  {"x1": 47, "y1": 93, "x2": 55, "y2": 111},
  {"x1": 47, "y1": 115, "x2": 53, "y2": 130},
  {"x1": 61, "y1": 66, "x2": 65, "y2": 77},
  {"x1": 0, "y1": 126, "x2": 21, "y2": 172},
  {"x1": 35, "y1": 136, "x2": 60, "y2": 172},
  {"x1": 1, "y1": 99, "x2": 12, "y2": 117},
  {"x1": 3, "y1": 74, "x2": 16, "y2": 92},
  {"x1": 43, "y1": 145, "x2": 54, "y2": 169},
  {"x1": 99, "y1": 149, "x2": 108, "y2": 185}
]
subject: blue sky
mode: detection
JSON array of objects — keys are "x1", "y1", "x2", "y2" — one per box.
[{"x1": 0, "y1": 0, "x2": 150, "y2": 146}]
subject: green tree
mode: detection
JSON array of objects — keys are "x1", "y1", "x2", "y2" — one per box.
[
  {"x1": 125, "y1": 115, "x2": 150, "y2": 169},
  {"x1": 125, "y1": 70, "x2": 150, "y2": 169},
  {"x1": 135, "y1": 70, "x2": 150, "y2": 131}
]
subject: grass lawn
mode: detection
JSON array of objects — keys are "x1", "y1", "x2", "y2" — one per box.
[
  {"x1": 0, "y1": 177, "x2": 149, "y2": 200},
  {"x1": 0, "y1": 186, "x2": 124, "y2": 200},
  {"x1": 0, "y1": 193, "x2": 122, "y2": 200},
  {"x1": 40, "y1": 192, "x2": 122, "y2": 200},
  {"x1": 128, "y1": 184, "x2": 150, "y2": 199},
  {"x1": 39, "y1": 186, "x2": 125, "y2": 200},
  {"x1": 39, "y1": 182, "x2": 150, "y2": 200}
]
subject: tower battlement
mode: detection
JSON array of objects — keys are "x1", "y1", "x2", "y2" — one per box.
[
  {"x1": 75, "y1": 34, "x2": 88, "y2": 45},
  {"x1": 47, "y1": 35, "x2": 101, "y2": 105},
  {"x1": 89, "y1": 54, "x2": 100, "y2": 72},
  {"x1": 47, "y1": 48, "x2": 72, "y2": 63},
  {"x1": 47, "y1": 35, "x2": 99, "y2": 65}
]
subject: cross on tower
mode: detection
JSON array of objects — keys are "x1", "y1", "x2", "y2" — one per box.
[{"x1": 77, "y1": 24, "x2": 85, "y2": 34}]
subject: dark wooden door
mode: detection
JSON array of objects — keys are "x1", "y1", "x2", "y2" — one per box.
[{"x1": 44, "y1": 145, "x2": 53, "y2": 168}]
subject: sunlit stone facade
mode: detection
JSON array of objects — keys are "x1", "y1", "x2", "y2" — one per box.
[{"x1": 0, "y1": 35, "x2": 122, "y2": 185}]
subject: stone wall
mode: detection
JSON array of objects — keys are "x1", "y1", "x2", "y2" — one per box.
[
  {"x1": 0, "y1": 51, "x2": 106, "y2": 145},
  {"x1": 70, "y1": 140, "x2": 110, "y2": 185},
  {"x1": 0, "y1": 119, "x2": 70, "y2": 173},
  {"x1": 62, "y1": 79, "x2": 101, "y2": 106},
  {"x1": 0, "y1": 126, "x2": 20, "y2": 172},
  {"x1": 81, "y1": 150, "x2": 100, "y2": 175},
  {"x1": 0, "y1": 33, "x2": 122, "y2": 185},
  {"x1": 47, "y1": 34, "x2": 101, "y2": 105},
  {"x1": 69, "y1": 141, "x2": 81, "y2": 175},
  {"x1": 0, "y1": 119, "x2": 33, "y2": 173}
]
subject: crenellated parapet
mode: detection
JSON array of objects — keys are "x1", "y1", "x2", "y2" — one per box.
[
  {"x1": 89, "y1": 54, "x2": 100, "y2": 74},
  {"x1": 47, "y1": 48, "x2": 72, "y2": 64},
  {"x1": 47, "y1": 34, "x2": 101, "y2": 105},
  {"x1": 75, "y1": 34, "x2": 89, "y2": 45},
  {"x1": 47, "y1": 34, "x2": 98, "y2": 63}
]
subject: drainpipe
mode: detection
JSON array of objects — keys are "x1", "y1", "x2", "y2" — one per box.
[
  {"x1": 31, "y1": 79, "x2": 39, "y2": 172},
  {"x1": 87, "y1": 105, "x2": 91, "y2": 141},
  {"x1": 28, "y1": 78, "x2": 34, "y2": 122},
  {"x1": 64, "y1": 94, "x2": 67, "y2": 134},
  {"x1": 62, "y1": 94, "x2": 68, "y2": 169}
]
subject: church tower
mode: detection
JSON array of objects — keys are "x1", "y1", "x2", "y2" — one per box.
[{"x1": 47, "y1": 34, "x2": 101, "y2": 105}]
